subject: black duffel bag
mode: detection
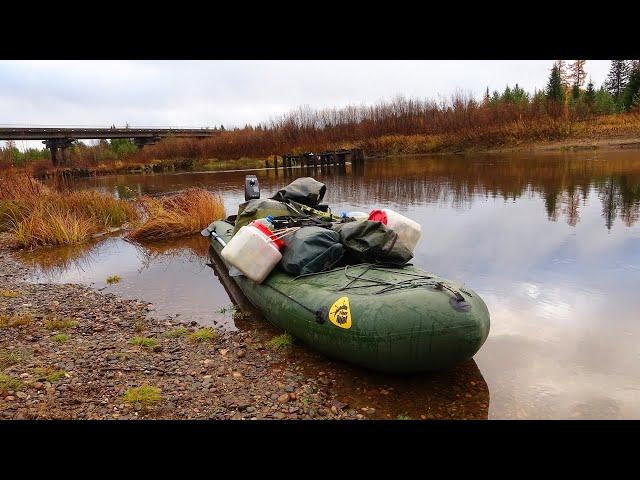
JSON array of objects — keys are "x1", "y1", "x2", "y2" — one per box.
[
  {"x1": 280, "y1": 226, "x2": 344, "y2": 276},
  {"x1": 333, "y1": 220, "x2": 413, "y2": 266}
]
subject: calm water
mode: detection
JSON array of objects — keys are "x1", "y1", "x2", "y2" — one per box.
[{"x1": 28, "y1": 151, "x2": 640, "y2": 419}]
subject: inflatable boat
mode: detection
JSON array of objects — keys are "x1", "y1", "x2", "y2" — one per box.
[{"x1": 204, "y1": 215, "x2": 490, "y2": 373}]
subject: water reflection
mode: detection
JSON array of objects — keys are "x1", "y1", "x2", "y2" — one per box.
[
  {"x1": 57, "y1": 151, "x2": 640, "y2": 231},
  {"x1": 37, "y1": 151, "x2": 640, "y2": 419},
  {"x1": 22, "y1": 235, "x2": 238, "y2": 328}
]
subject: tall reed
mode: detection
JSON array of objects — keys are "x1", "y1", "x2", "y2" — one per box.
[
  {"x1": 126, "y1": 188, "x2": 225, "y2": 241},
  {"x1": 1, "y1": 173, "x2": 139, "y2": 248}
]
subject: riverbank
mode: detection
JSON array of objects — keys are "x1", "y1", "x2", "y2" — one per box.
[
  {"x1": 0, "y1": 245, "x2": 364, "y2": 420},
  {"x1": 2, "y1": 115, "x2": 639, "y2": 181}
]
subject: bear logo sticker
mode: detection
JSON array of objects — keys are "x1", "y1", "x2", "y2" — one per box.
[{"x1": 328, "y1": 296, "x2": 352, "y2": 329}]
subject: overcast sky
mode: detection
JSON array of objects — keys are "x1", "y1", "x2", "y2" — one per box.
[{"x1": 1, "y1": 60, "x2": 611, "y2": 132}]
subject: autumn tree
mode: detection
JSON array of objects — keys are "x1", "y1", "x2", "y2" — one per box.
[
  {"x1": 554, "y1": 60, "x2": 570, "y2": 88},
  {"x1": 568, "y1": 60, "x2": 587, "y2": 88}
]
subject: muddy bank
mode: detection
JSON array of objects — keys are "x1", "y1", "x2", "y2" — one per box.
[
  {"x1": 481, "y1": 135, "x2": 640, "y2": 154},
  {"x1": 0, "y1": 247, "x2": 363, "y2": 420}
]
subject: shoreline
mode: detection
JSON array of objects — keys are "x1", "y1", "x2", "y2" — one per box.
[
  {"x1": 16, "y1": 133, "x2": 640, "y2": 181},
  {"x1": 0, "y1": 246, "x2": 361, "y2": 420}
]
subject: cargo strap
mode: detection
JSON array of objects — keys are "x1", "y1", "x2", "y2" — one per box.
[{"x1": 339, "y1": 264, "x2": 471, "y2": 303}]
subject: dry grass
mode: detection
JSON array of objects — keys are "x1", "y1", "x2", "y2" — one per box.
[
  {"x1": 0, "y1": 173, "x2": 138, "y2": 249},
  {"x1": 43, "y1": 315, "x2": 78, "y2": 331},
  {"x1": 126, "y1": 188, "x2": 225, "y2": 241},
  {"x1": 34, "y1": 366, "x2": 67, "y2": 382},
  {"x1": 0, "y1": 373, "x2": 22, "y2": 392},
  {"x1": 0, "y1": 311, "x2": 33, "y2": 328},
  {"x1": 0, "y1": 289, "x2": 20, "y2": 298},
  {"x1": 0, "y1": 348, "x2": 30, "y2": 369}
]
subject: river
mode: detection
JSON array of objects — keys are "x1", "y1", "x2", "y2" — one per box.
[{"x1": 24, "y1": 150, "x2": 640, "y2": 419}]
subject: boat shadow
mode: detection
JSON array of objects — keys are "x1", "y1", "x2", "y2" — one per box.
[{"x1": 207, "y1": 247, "x2": 490, "y2": 419}]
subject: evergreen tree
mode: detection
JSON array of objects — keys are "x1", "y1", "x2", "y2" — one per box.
[
  {"x1": 501, "y1": 85, "x2": 513, "y2": 103},
  {"x1": 546, "y1": 64, "x2": 565, "y2": 101},
  {"x1": 632, "y1": 90, "x2": 640, "y2": 111},
  {"x1": 594, "y1": 87, "x2": 616, "y2": 114},
  {"x1": 621, "y1": 65, "x2": 640, "y2": 111},
  {"x1": 511, "y1": 83, "x2": 529, "y2": 105},
  {"x1": 584, "y1": 79, "x2": 596, "y2": 107},
  {"x1": 571, "y1": 84, "x2": 581, "y2": 100},
  {"x1": 568, "y1": 60, "x2": 587, "y2": 88},
  {"x1": 604, "y1": 60, "x2": 631, "y2": 102}
]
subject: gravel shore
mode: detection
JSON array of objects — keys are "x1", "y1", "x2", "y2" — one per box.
[{"x1": 0, "y1": 246, "x2": 360, "y2": 420}]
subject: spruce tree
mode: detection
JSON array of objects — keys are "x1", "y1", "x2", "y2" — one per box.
[
  {"x1": 546, "y1": 64, "x2": 566, "y2": 117},
  {"x1": 584, "y1": 79, "x2": 596, "y2": 107},
  {"x1": 621, "y1": 66, "x2": 640, "y2": 111},
  {"x1": 604, "y1": 60, "x2": 631, "y2": 101},
  {"x1": 571, "y1": 84, "x2": 581, "y2": 100},
  {"x1": 546, "y1": 64, "x2": 565, "y2": 102}
]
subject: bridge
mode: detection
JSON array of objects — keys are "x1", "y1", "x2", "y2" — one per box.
[{"x1": 0, "y1": 126, "x2": 218, "y2": 166}]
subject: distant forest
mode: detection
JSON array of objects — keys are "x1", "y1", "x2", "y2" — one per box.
[{"x1": 2, "y1": 60, "x2": 640, "y2": 169}]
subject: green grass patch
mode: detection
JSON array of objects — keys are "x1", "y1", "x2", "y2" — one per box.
[
  {"x1": 0, "y1": 373, "x2": 22, "y2": 392},
  {"x1": 266, "y1": 333, "x2": 293, "y2": 350},
  {"x1": 396, "y1": 414, "x2": 412, "y2": 420},
  {"x1": 106, "y1": 275, "x2": 121, "y2": 284},
  {"x1": 163, "y1": 327, "x2": 188, "y2": 338},
  {"x1": 188, "y1": 328, "x2": 217, "y2": 343},
  {"x1": 217, "y1": 304, "x2": 234, "y2": 315},
  {"x1": 44, "y1": 315, "x2": 77, "y2": 331},
  {"x1": 51, "y1": 333, "x2": 70, "y2": 343},
  {"x1": 0, "y1": 348, "x2": 29, "y2": 369},
  {"x1": 34, "y1": 367, "x2": 67, "y2": 382},
  {"x1": 0, "y1": 289, "x2": 20, "y2": 298},
  {"x1": 129, "y1": 336, "x2": 158, "y2": 348},
  {"x1": 123, "y1": 384, "x2": 162, "y2": 408},
  {"x1": 0, "y1": 311, "x2": 33, "y2": 328}
]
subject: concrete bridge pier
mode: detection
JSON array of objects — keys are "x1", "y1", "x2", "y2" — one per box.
[
  {"x1": 133, "y1": 136, "x2": 161, "y2": 149},
  {"x1": 43, "y1": 138, "x2": 75, "y2": 166}
]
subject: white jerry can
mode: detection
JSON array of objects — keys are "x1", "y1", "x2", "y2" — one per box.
[
  {"x1": 368, "y1": 208, "x2": 422, "y2": 252},
  {"x1": 220, "y1": 225, "x2": 282, "y2": 283}
]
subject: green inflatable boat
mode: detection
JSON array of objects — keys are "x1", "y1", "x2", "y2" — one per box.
[{"x1": 205, "y1": 219, "x2": 490, "y2": 373}]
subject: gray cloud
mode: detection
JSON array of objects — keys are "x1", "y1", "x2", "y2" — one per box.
[{"x1": 1, "y1": 60, "x2": 612, "y2": 130}]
